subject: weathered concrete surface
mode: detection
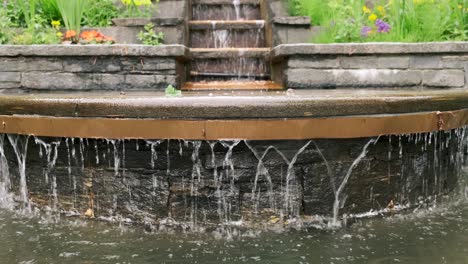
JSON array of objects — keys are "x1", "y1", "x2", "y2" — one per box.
[
  {"x1": 272, "y1": 43, "x2": 468, "y2": 89},
  {"x1": 0, "y1": 45, "x2": 187, "y2": 57},
  {"x1": 0, "y1": 89, "x2": 468, "y2": 119},
  {"x1": 0, "y1": 45, "x2": 187, "y2": 91},
  {"x1": 2, "y1": 132, "x2": 464, "y2": 227},
  {"x1": 272, "y1": 43, "x2": 468, "y2": 56},
  {"x1": 264, "y1": 0, "x2": 312, "y2": 46}
]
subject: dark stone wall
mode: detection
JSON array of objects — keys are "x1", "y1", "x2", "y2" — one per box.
[
  {"x1": 0, "y1": 45, "x2": 186, "y2": 92},
  {"x1": 1, "y1": 130, "x2": 466, "y2": 228}
]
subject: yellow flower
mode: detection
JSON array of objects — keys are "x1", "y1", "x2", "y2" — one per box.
[
  {"x1": 56, "y1": 32, "x2": 63, "y2": 38},
  {"x1": 51, "y1": 20, "x2": 61, "y2": 30},
  {"x1": 121, "y1": 0, "x2": 152, "y2": 6},
  {"x1": 368, "y1": 14, "x2": 378, "y2": 22},
  {"x1": 363, "y1": 5, "x2": 371, "y2": 14},
  {"x1": 458, "y1": 4, "x2": 463, "y2": 9},
  {"x1": 377, "y1": 5, "x2": 386, "y2": 15}
]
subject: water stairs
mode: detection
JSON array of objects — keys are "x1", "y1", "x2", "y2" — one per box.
[{"x1": 182, "y1": 0, "x2": 282, "y2": 90}]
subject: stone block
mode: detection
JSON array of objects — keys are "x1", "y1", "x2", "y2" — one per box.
[
  {"x1": 273, "y1": 25, "x2": 313, "y2": 46},
  {"x1": 0, "y1": 82, "x2": 20, "y2": 89},
  {"x1": 377, "y1": 56, "x2": 410, "y2": 69},
  {"x1": 286, "y1": 69, "x2": 422, "y2": 88},
  {"x1": 410, "y1": 55, "x2": 443, "y2": 69},
  {"x1": 0, "y1": 72, "x2": 20, "y2": 82},
  {"x1": 288, "y1": 56, "x2": 339, "y2": 69},
  {"x1": 422, "y1": 70, "x2": 465, "y2": 87},
  {"x1": 0, "y1": 58, "x2": 62, "y2": 72},
  {"x1": 124, "y1": 74, "x2": 175, "y2": 89},
  {"x1": 63, "y1": 58, "x2": 122, "y2": 73},
  {"x1": 340, "y1": 56, "x2": 378, "y2": 69},
  {"x1": 155, "y1": 0, "x2": 187, "y2": 18},
  {"x1": 121, "y1": 58, "x2": 176, "y2": 72},
  {"x1": 21, "y1": 72, "x2": 89, "y2": 90}
]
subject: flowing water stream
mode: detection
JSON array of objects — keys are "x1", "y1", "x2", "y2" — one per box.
[{"x1": 0, "y1": 129, "x2": 467, "y2": 262}]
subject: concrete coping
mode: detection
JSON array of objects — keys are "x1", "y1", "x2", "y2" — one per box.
[
  {"x1": 271, "y1": 42, "x2": 468, "y2": 57},
  {"x1": 0, "y1": 88, "x2": 468, "y2": 119},
  {"x1": 272, "y1": 16, "x2": 311, "y2": 26},
  {"x1": 111, "y1": 17, "x2": 185, "y2": 27},
  {"x1": 0, "y1": 44, "x2": 189, "y2": 57}
]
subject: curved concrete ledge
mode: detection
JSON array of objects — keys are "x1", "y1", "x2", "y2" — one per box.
[
  {"x1": 0, "y1": 44, "x2": 188, "y2": 57},
  {"x1": 0, "y1": 89, "x2": 467, "y2": 140},
  {"x1": 0, "y1": 89, "x2": 467, "y2": 119}
]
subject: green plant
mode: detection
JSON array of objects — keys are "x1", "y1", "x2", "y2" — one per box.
[
  {"x1": 119, "y1": 0, "x2": 156, "y2": 18},
  {"x1": 289, "y1": 0, "x2": 468, "y2": 43},
  {"x1": 38, "y1": 0, "x2": 61, "y2": 23},
  {"x1": 15, "y1": 0, "x2": 37, "y2": 28},
  {"x1": 165, "y1": 85, "x2": 181, "y2": 97},
  {"x1": 0, "y1": 8, "x2": 12, "y2": 44},
  {"x1": 83, "y1": 0, "x2": 118, "y2": 27},
  {"x1": 55, "y1": 0, "x2": 89, "y2": 40},
  {"x1": 137, "y1": 23, "x2": 164, "y2": 45}
]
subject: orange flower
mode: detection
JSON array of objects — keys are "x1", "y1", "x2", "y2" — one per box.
[
  {"x1": 80, "y1": 30, "x2": 114, "y2": 43},
  {"x1": 80, "y1": 30, "x2": 99, "y2": 41},
  {"x1": 65, "y1": 30, "x2": 76, "y2": 39}
]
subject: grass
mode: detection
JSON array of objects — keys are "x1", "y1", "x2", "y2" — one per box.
[{"x1": 289, "y1": 0, "x2": 468, "y2": 43}]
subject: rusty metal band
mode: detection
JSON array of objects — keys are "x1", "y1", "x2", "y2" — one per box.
[{"x1": 0, "y1": 109, "x2": 467, "y2": 140}]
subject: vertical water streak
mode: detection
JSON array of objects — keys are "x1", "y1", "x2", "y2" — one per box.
[
  {"x1": 0, "y1": 134, "x2": 13, "y2": 209},
  {"x1": 34, "y1": 137, "x2": 61, "y2": 210},
  {"x1": 190, "y1": 141, "x2": 203, "y2": 227},
  {"x1": 233, "y1": 0, "x2": 241, "y2": 20},
  {"x1": 7, "y1": 135, "x2": 30, "y2": 211},
  {"x1": 330, "y1": 138, "x2": 377, "y2": 227}
]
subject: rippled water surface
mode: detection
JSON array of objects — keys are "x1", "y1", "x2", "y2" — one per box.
[{"x1": 1, "y1": 203, "x2": 467, "y2": 264}]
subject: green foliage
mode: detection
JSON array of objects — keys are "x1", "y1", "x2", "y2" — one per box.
[
  {"x1": 16, "y1": 0, "x2": 37, "y2": 28},
  {"x1": 137, "y1": 23, "x2": 164, "y2": 45},
  {"x1": 83, "y1": 0, "x2": 118, "y2": 27},
  {"x1": 55, "y1": 0, "x2": 89, "y2": 36},
  {"x1": 118, "y1": 0, "x2": 157, "y2": 18},
  {"x1": 38, "y1": 0, "x2": 61, "y2": 23},
  {"x1": 11, "y1": 28, "x2": 60, "y2": 44},
  {"x1": 5, "y1": 0, "x2": 26, "y2": 27},
  {"x1": 0, "y1": 8, "x2": 12, "y2": 44},
  {"x1": 289, "y1": 0, "x2": 468, "y2": 43},
  {"x1": 165, "y1": 85, "x2": 181, "y2": 97}
]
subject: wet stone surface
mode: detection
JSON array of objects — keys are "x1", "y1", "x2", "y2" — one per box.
[{"x1": 0, "y1": 130, "x2": 466, "y2": 229}]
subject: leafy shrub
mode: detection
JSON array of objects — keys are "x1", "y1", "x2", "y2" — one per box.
[
  {"x1": 83, "y1": 0, "x2": 118, "y2": 27},
  {"x1": 137, "y1": 23, "x2": 164, "y2": 45},
  {"x1": 118, "y1": 0, "x2": 157, "y2": 18},
  {"x1": 0, "y1": 8, "x2": 12, "y2": 44}
]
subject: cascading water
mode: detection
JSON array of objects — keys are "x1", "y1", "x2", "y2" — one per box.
[
  {"x1": 0, "y1": 135, "x2": 13, "y2": 209},
  {"x1": 189, "y1": 0, "x2": 269, "y2": 83},
  {"x1": 0, "y1": 128, "x2": 465, "y2": 230}
]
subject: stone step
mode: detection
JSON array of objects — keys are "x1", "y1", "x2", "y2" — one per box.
[
  {"x1": 189, "y1": 57, "x2": 269, "y2": 82},
  {"x1": 189, "y1": 48, "x2": 270, "y2": 59},
  {"x1": 189, "y1": 21, "x2": 266, "y2": 48},
  {"x1": 189, "y1": 48, "x2": 270, "y2": 81},
  {"x1": 189, "y1": 20, "x2": 265, "y2": 30},
  {"x1": 192, "y1": 0, "x2": 260, "y2": 5},
  {"x1": 182, "y1": 80, "x2": 282, "y2": 90},
  {"x1": 192, "y1": 0, "x2": 261, "y2": 20}
]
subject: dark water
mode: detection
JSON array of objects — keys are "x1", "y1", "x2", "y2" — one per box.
[{"x1": 1, "y1": 201, "x2": 468, "y2": 264}]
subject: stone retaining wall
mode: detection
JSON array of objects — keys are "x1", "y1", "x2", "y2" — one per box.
[
  {"x1": 272, "y1": 42, "x2": 468, "y2": 89},
  {"x1": 0, "y1": 45, "x2": 187, "y2": 92}
]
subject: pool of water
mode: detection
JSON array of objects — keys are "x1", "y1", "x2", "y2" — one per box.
[{"x1": 1, "y1": 200, "x2": 468, "y2": 264}]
